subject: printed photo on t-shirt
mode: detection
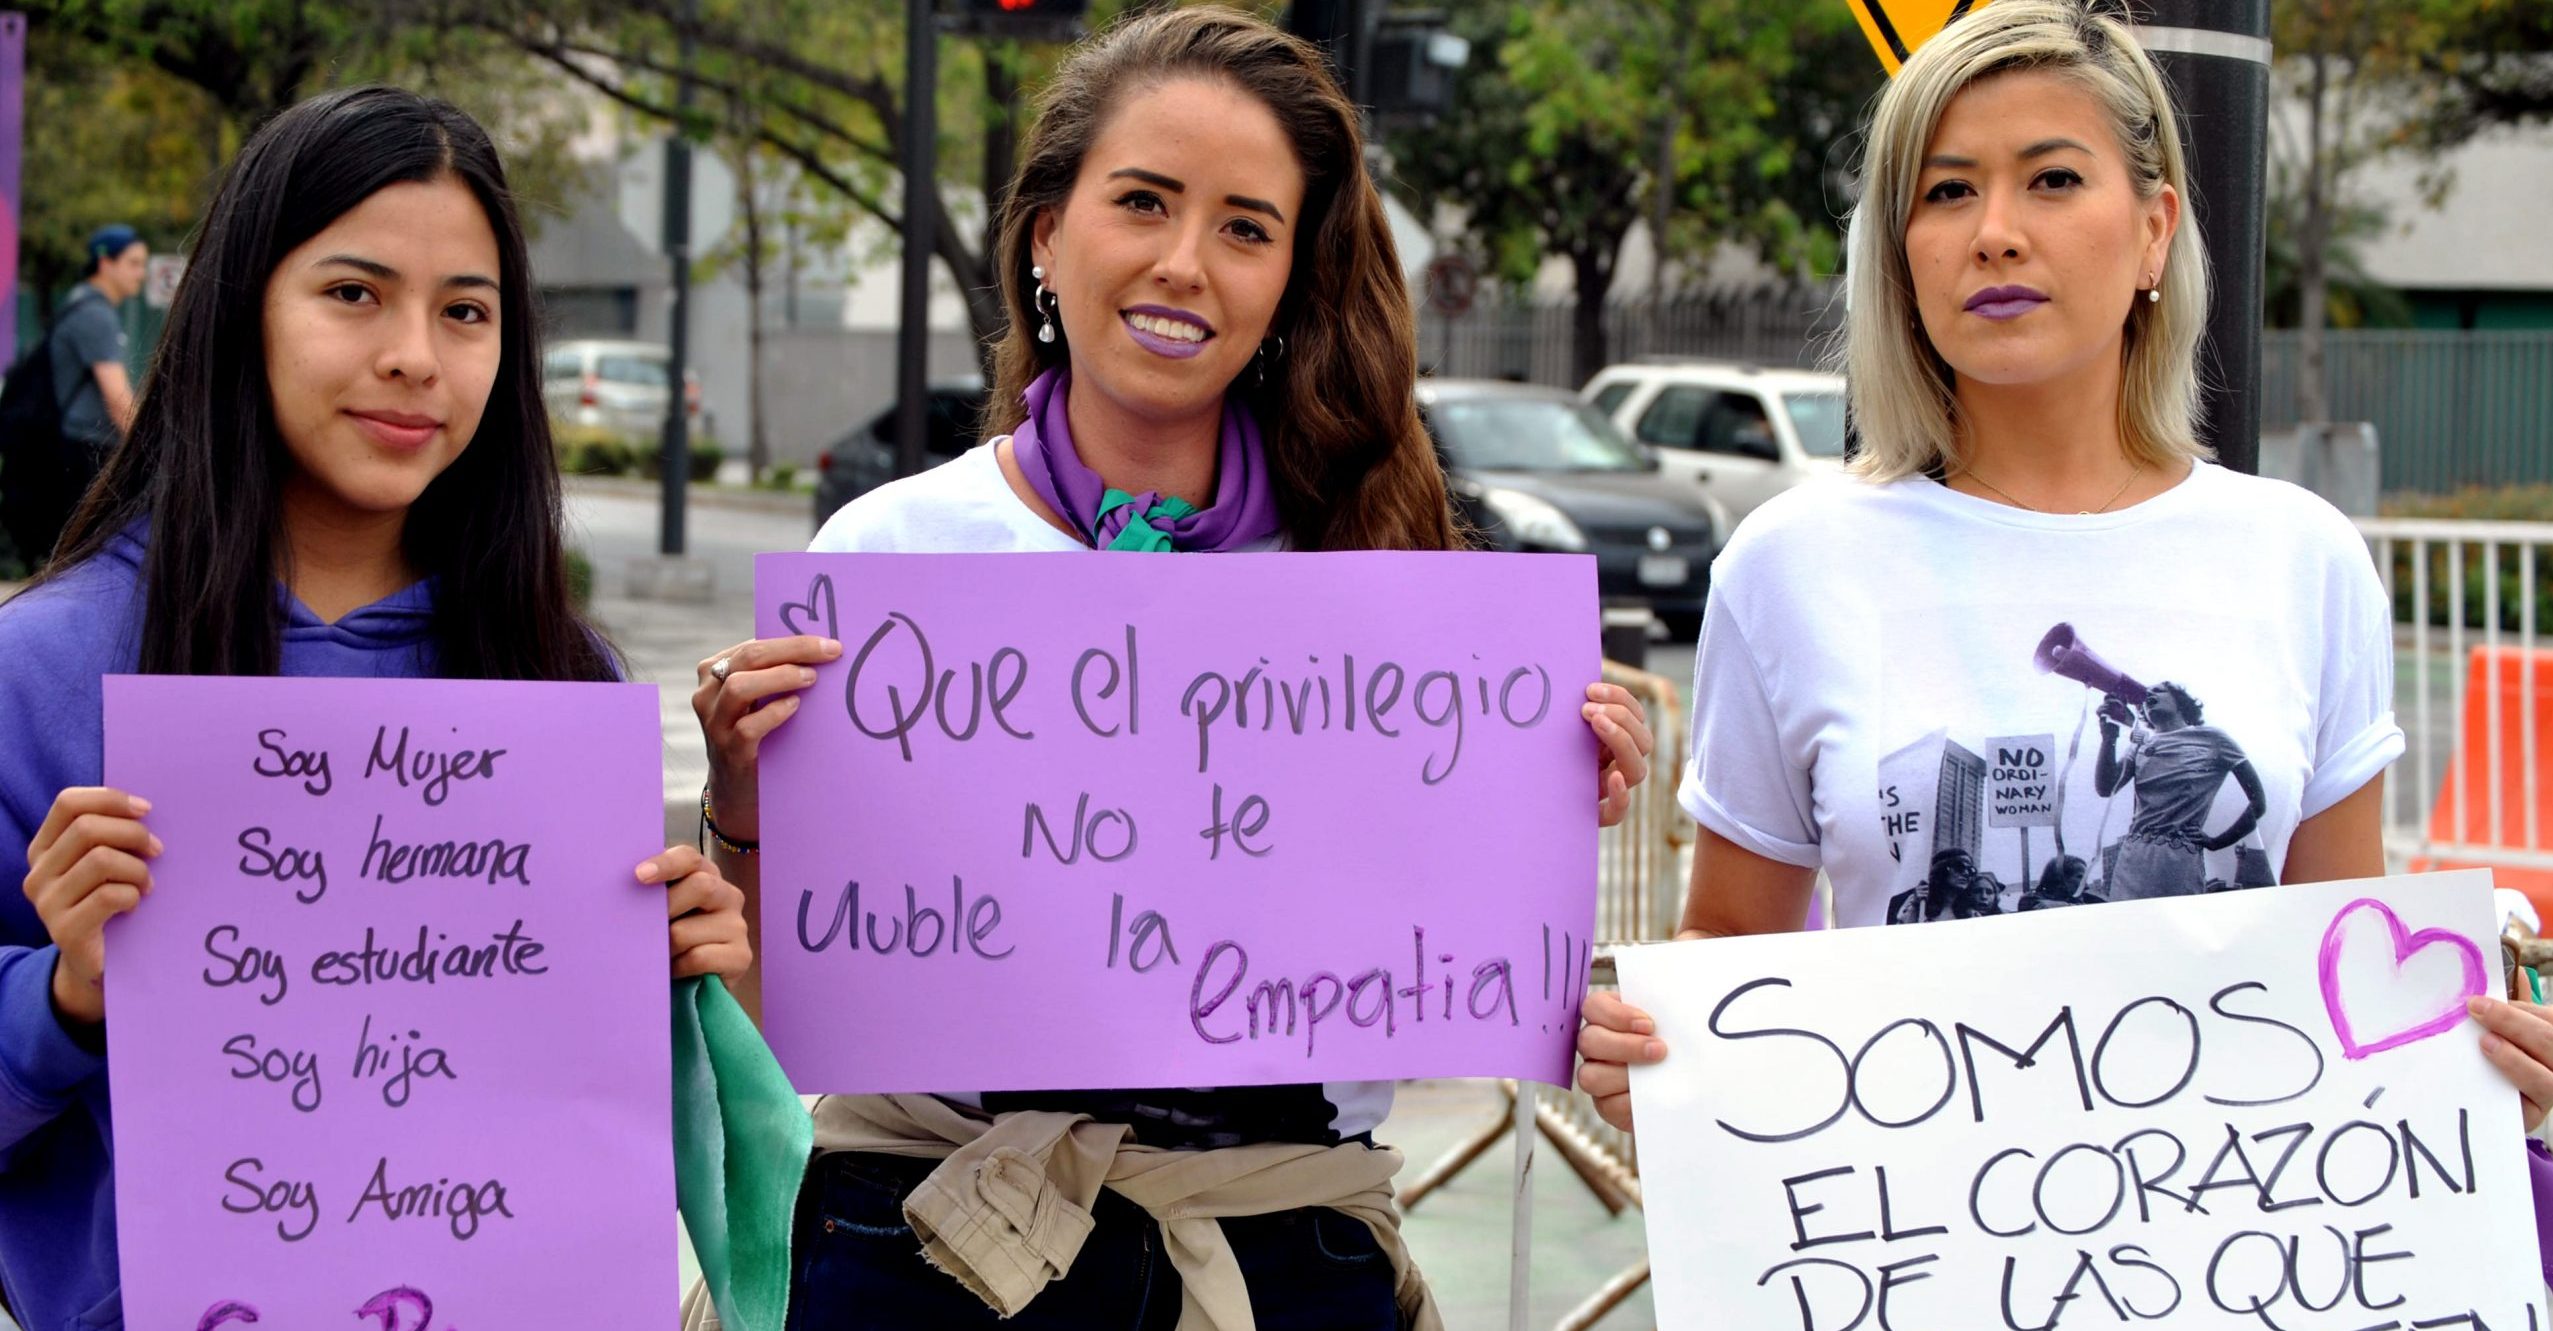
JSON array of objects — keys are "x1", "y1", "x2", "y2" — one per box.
[{"x1": 1876, "y1": 616, "x2": 2282, "y2": 927}]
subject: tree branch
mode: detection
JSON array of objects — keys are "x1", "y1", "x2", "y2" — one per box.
[
  {"x1": 511, "y1": 27, "x2": 896, "y2": 162},
  {"x1": 590, "y1": 0, "x2": 905, "y2": 136},
  {"x1": 506, "y1": 36, "x2": 904, "y2": 229}
]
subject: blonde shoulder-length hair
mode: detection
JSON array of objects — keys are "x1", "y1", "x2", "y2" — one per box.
[{"x1": 1840, "y1": 0, "x2": 2212, "y2": 482}]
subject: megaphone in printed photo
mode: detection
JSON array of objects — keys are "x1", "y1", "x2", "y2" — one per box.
[{"x1": 2032, "y1": 623, "x2": 2149, "y2": 711}]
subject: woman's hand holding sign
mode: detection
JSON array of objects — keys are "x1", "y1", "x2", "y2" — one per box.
[
  {"x1": 1575, "y1": 827, "x2": 1820, "y2": 1133},
  {"x1": 24, "y1": 786, "x2": 161, "y2": 1028},
  {"x1": 692, "y1": 634, "x2": 841, "y2": 841},
  {"x1": 1584, "y1": 682, "x2": 1652, "y2": 828},
  {"x1": 2469, "y1": 994, "x2": 2553, "y2": 1132},
  {"x1": 1576, "y1": 990, "x2": 1664, "y2": 1132},
  {"x1": 641, "y1": 845, "x2": 752, "y2": 981}
]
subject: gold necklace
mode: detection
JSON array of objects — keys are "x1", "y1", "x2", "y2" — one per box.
[{"x1": 1959, "y1": 461, "x2": 2142, "y2": 516}]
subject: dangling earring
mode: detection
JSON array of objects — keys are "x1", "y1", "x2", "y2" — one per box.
[
  {"x1": 1032, "y1": 265, "x2": 1059, "y2": 344},
  {"x1": 1254, "y1": 334, "x2": 1286, "y2": 387},
  {"x1": 2145, "y1": 273, "x2": 2161, "y2": 305}
]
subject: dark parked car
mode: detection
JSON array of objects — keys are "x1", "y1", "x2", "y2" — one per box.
[
  {"x1": 1418, "y1": 378, "x2": 1723, "y2": 638},
  {"x1": 813, "y1": 377, "x2": 988, "y2": 529}
]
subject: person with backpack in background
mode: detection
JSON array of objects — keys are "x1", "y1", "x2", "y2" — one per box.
[
  {"x1": 53, "y1": 226, "x2": 147, "y2": 458},
  {"x1": 0, "y1": 225, "x2": 147, "y2": 570}
]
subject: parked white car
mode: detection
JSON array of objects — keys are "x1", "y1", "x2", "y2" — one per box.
[
  {"x1": 1581, "y1": 360, "x2": 1850, "y2": 527},
  {"x1": 542, "y1": 339, "x2": 703, "y2": 443}
]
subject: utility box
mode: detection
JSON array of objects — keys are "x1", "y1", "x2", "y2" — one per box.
[
  {"x1": 1368, "y1": 15, "x2": 1467, "y2": 120},
  {"x1": 2258, "y1": 421, "x2": 2380, "y2": 516}
]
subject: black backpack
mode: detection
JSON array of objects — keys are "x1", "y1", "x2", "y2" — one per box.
[{"x1": 0, "y1": 296, "x2": 94, "y2": 570}]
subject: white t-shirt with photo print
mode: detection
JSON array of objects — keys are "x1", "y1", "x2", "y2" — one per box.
[{"x1": 1679, "y1": 461, "x2": 2404, "y2": 928}]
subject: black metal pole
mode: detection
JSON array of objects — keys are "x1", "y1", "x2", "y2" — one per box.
[
  {"x1": 2141, "y1": 1, "x2": 2271, "y2": 476},
  {"x1": 895, "y1": 0, "x2": 937, "y2": 480},
  {"x1": 657, "y1": 0, "x2": 700, "y2": 555}
]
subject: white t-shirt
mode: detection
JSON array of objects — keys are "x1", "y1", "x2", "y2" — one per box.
[
  {"x1": 1681, "y1": 461, "x2": 2403, "y2": 927},
  {"x1": 808, "y1": 441, "x2": 1387, "y2": 1145}
]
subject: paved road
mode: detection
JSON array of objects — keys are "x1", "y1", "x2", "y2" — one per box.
[{"x1": 565, "y1": 479, "x2": 813, "y2": 811}]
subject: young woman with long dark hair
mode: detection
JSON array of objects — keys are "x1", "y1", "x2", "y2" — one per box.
[
  {"x1": 686, "y1": 8, "x2": 1650, "y2": 1327},
  {"x1": 0, "y1": 86, "x2": 750, "y2": 1331}
]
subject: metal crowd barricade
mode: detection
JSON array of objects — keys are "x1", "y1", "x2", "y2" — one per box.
[
  {"x1": 1404, "y1": 659, "x2": 1691, "y2": 1330},
  {"x1": 2356, "y1": 517, "x2": 2553, "y2": 883}
]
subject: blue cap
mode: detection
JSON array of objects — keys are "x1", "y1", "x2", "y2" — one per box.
[{"x1": 86, "y1": 224, "x2": 140, "y2": 267}]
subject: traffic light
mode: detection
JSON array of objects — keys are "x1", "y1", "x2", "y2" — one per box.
[{"x1": 949, "y1": 0, "x2": 1088, "y2": 39}]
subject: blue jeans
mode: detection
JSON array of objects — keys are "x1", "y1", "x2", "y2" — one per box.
[{"x1": 785, "y1": 1151, "x2": 1402, "y2": 1330}]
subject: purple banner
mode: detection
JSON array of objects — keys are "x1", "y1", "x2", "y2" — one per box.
[
  {"x1": 0, "y1": 13, "x2": 22, "y2": 368},
  {"x1": 104, "y1": 677, "x2": 674, "y2": 1330},
  {"x1": 754, "y1": 551, "x2": 1601, "y2": 1093}
]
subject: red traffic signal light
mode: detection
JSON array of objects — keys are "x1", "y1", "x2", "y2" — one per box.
[{"x1": 954, "y1": 0, "x2": 1087, "y2": 27}]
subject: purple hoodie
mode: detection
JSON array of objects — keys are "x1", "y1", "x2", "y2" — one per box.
[{"x1": 0, "y1": 526, "x2": 438, "y2": 1331}]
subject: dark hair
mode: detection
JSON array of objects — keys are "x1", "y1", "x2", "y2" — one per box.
[
  {"x1": 45, "y1": 86, "x2": 612, "y2": 681},
  {"x1": 85, "y1": 224, "x2": 141, "y2": 278},
  {"x1": 2152, "y1": 680, "x2": 2203, "y2": 722},
  {"x1": 987, "y1": 6, "x2": 1458, "y2": 552}
]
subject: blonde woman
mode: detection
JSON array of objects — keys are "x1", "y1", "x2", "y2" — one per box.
[{"x1": 1574, "y1": 0, "x2": 2553, "y2": 1234}]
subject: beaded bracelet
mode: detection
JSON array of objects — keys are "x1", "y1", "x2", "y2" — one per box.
[{"x1": 700, "y1": 785, "x2": 760, "y2": 856}]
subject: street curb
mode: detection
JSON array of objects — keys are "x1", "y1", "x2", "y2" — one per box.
[{"x1": 567, "y1": 475, "x2": 814, "y2": 521}]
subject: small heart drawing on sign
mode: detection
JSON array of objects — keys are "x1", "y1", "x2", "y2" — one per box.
[
  {"x1": 778, "y1": 573, "x2": 838, "y2": 641},
  {"x1": 2317, "y1": 897, "x2": 2488, "y2": 1061}
]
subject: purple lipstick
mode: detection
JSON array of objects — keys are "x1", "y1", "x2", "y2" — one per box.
[
  {"x1": 1121, "y1": 305, "x2": 1215, "y2": 359},
  {"x1": 1963, "y1": 284, "x2": 2049, "y2": 321}
]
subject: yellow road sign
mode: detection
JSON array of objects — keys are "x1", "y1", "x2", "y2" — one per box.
[{"x1": 1848, "y1": 0, "x2": 1997, "y2": 76}]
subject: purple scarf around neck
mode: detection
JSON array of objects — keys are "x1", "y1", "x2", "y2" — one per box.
[{"x1": 1009, "y1": 367, "x2": 1282, "y2": 551}]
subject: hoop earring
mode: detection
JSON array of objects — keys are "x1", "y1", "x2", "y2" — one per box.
[
  {"x1": 1032, "y1": 265, "x2": 1059, "y2": 344},
  {"x1": 1254, "y1": 334, "x2": 1285, "y2": 386}
]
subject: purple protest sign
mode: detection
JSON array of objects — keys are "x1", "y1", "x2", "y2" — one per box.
[
  {"x1": 754, "y1": 552, "x2": 1600, "y2": 1093},
  {"x1": 0, "y1": 13, "x2": 22, "y2": 369},
  {"x1": 103, "y1": 677, "x2": 674, "y2": 1330}
]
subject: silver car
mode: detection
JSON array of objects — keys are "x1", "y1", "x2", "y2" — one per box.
[
  {"x1": 1582, "y1": 359, "x2": 1850, "y2": 528},
  {"x1": 542, "y1": 340, "x2": 703, "y2": 442}
]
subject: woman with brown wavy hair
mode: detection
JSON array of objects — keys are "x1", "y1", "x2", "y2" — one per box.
[{"x1": 686, "y1": 7, "x2": 1651, "y2": 1328}]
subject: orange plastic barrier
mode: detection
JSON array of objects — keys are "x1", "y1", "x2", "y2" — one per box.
[{"x1": 2410, "y1": 645, "x2": 2553, "y2": 918}]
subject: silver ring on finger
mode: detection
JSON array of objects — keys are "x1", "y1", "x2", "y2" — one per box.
[{"x1": 710, "y1": 656, "x2": 734, "y2": 684}]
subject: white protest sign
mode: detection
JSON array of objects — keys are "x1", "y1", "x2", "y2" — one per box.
[
  {"x1": 1878, "y1": 730, "x2": 1946, "y2": 875},
  {"x1": 1987, "y1": 731, "x2": 2057, "y2": 828},
  {"x1": 1620, "y1": 870, "x2": 2545, "y2": 1331}
]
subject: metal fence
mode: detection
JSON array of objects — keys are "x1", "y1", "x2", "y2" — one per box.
[
  {"x1": 2268, "y1": 332, "x2": 2553, "y2": 496},
  {"x1": 1417, "y1": 297, "x2": 2553, "y2": 494},
  {"x1": 2362, "y1": 515, "x2": 2553, "y2": 885},
  {"x1": 1416, "y1": 289, "x2": 1840, "y2": 387}
]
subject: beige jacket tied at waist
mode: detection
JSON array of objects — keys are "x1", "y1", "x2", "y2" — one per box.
[{"x1": 806, "y1": 1092, "x2": 1444, "y2": 1331}]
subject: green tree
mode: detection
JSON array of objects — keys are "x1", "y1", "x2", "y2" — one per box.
[
  {"x1": 449, "y1": 0, "x2": 1196, "y2": 348},
  {"x1": 2270, "y1": 0, "x2": 2553, "y2": 420},
  {"x1": 18, "y1": 30, "x2": 231, "y2": 300},
  {"x1": 2411, "y1": 0, "x2": 2553, "y2": 146},
  {"x1": 14, "y1": 0, "x2": 357, "y2": 124},
  {"x1": 17, "y1": 4, "x2": 601, "y2": 298},
  {"x1": 1388, "y1": 1, "x2": 1871, "y2": 386}
]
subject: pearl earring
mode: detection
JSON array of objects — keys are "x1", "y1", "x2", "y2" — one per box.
[
  {"x1": 2146, "y1": 273, "x2": 2161, "y2": 305},
  {"x1": 1031, "y1": 265, "x2": 1058, "y2": 344}
]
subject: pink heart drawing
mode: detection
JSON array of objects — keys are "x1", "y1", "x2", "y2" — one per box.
[{"x1": 2317, "y1": 897, "x2": 2489, "y2": 1061}]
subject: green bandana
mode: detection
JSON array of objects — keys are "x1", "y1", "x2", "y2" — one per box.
[{"x1": 1096, "y1": 489, "x2": 1199, "y2": 552}]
